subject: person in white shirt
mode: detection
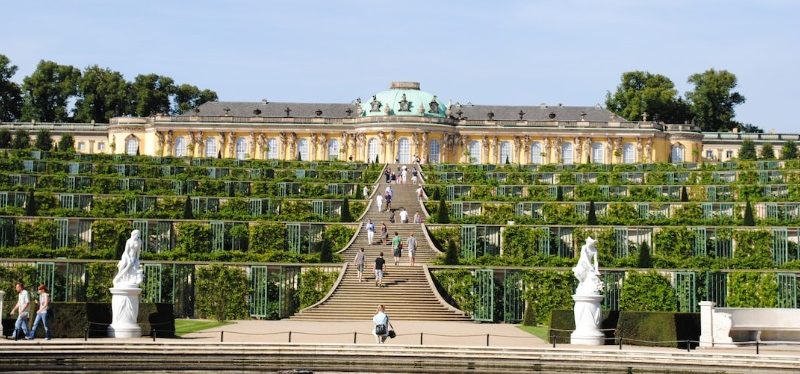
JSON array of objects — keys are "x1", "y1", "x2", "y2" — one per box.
[
  {"x1": 362, "y1": 186, "x2": 370, "y2": 199},
  {"x1": 416, "y1": 185, "x2": 425, "y2": 201},
  {"x1": 375, "y1": 194, "x2": 383, "y2": 212},
  {"x1": 372, "y1": 304, "x2": 393, "y2": 344},
  {"x1": 10, "y1": 282, "x2": 30, "y2": 340},
  {"x1": 366, "y1": 219, "x2": 376, "y2": 245},
  {"x1": 401, "y1": 169, "x2": 408, "y2": 184},
  {"x1": 399, "y1": 208, "x2": 409, "y2": 224}
]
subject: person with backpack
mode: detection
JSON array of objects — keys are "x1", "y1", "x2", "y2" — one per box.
[
  {"x1": 392, "y1": 232, "x2": 402, "y2": 265},
  {"x1": 9, "y1": 281, "x2": 30, "y2": 340},
  {"x1": 27, "y1": 284, "x2": 52, "y2": 340},
  {"x1": 372, "y1": 304, "x2": 394, "y2": 344},
  {"x1": 380, "y1": 222, "x2": 389, "y2": 245}
]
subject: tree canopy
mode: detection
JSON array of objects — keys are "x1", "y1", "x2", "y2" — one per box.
[
  {"x1": 605, "y1": 71, "x2": 690, "y2": 124},
  {"x1": 21, "y1": 60, "x2": 81, "y2": 122},
  {"x1": 0, "y1": 54, "x2": 22, "y2": 121},
  {"x1": 74, "y1": 65, "x2": 129, "y2": 123},
  {"x1": 685, "y1": 68, "x2": 746, "y2": 132}
]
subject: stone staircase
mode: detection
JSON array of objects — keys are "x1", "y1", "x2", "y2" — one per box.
[{"x1": 293, "y1": 164, "x2": 469, "y2": 321}]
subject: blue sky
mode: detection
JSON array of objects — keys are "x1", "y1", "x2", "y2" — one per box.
[{"x1": 2, "y1": 0, "x2": 798, "y2": 132}]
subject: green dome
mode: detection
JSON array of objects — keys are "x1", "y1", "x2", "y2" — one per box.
[{"x1": 360, "y1": 82, "x2": 446, "y2": 118}]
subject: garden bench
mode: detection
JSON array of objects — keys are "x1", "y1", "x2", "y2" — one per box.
[{"x1": 700, "y1": 301, "x2": 800, "y2": 347}]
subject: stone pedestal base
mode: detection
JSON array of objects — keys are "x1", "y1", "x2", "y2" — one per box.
[
  {"x1": 108, "y1": 287, "x2": 142, "y2": 338},
  {"x1": 571, "y1": 294, "x2": 605, "y2": 345}
]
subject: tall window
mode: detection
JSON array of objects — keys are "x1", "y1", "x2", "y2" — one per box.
[
  {"x1": 671, "y1": 145, "x2": 684, "y2": 163},
  {"x1": 591, "y1": 142, "x2": 604, "y2": 164},
  {"x1": 561, "y1": 142, "x2": 573, "y2": 165},
  {"x1": 530, "y1": 142, "x2": 542, "y2": 164},
  {"x1": 429, "y1": 140, "x2": 440, "y2": 164},
  {"x1": 298, "y1": 139, "x2": 309, "y2": 161},
  {"x1": 205, "y1": 137, "x2": 217, "y2": 158},
  {"x1": 469, "y1": 141, "x2": 481, "y2": 164},
  {"x1": 398, "y1": 138, "x2": 411, "y2": 163},
  {"x1": 266, "y1": 138, "x2": 279, "y2": 159},
  {"x1": 174, "y1": 136, "x2": 187, "y2": 157},
  {"x1": 368, "y1": 138, "x2": 379, "y2": 163},
  {"x1": 125, "y1": 137, "x2": 139, "y2": 156},
  {"x1": 328, "y1": 139, "x2": 340, "y2": 161},
  {"x1": 235, "y1": 137, "x2": 248, "y2": 160},
  {"x1": 499, "y1": 141, "x2": 512, "y2": 164},
  {"x1": 623, "y1": 143, "x2": 636, "y2": 164}
]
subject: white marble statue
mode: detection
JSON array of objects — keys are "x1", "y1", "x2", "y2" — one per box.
[
  {"x1": 572, "y1": 236, "x2": 602, "y2": 295},
  {"x1": 113, "y1": 230, "x2": 143, "y2": 286}
]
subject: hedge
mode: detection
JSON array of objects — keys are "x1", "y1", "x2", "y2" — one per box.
[{"x1": 549, "y1": 310, "x2": 699, "y2": 348}]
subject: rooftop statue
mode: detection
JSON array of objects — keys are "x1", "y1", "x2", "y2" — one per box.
[
  {"x1": 370, "y1": 96, "x2": 382, "y2": 112},
  {"x1": 112, "y1": 230, "x2": 143, "y2": 287},
  {"x1": 398, "y1": 94, "x2": 411, "y2": 112}
]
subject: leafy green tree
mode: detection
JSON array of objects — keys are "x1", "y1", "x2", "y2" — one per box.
[
  {"x1": 444, "y1": 239, "x2": 459, "y2": 265},
  {"x1": 0, "y1": 129, "x2": 11, "y2": 148},
  {"x1": 637, "y1": 241, "x2": 652, "y2": 268},
  {"x1": 759, "y1": 143, "x2": 775, "y2": 160},
  {"x1": 74, "y1": 65, "x2": 129, "y2": 123},
  {"x1": 742, "y1": 200, "x2": 755, "y2": 226},
  {"x1": 605, "y1": 71, "x2": 691, "y2": 123},
  {"x1": 12, "y1": 129, "x2": 29, "y2": 149},
  {"x1": 738, "y1": 139, "x2": 757, "y2": 160},
  {"x1": 685, "y1": 69, "x2": 746, "y2": 131},
  {"x1": 173, "y1": 84, "x2": 217, "y2": 114},
  {"x1": 58, "y1": 134, "x2": 75, "y2": 152},
  {"x1": 34, "y1": 129, "x2": 53, "y2": 151},
  {"x1": 129, "y1": 74, "x2": 174, "y2": 116},
  {"x1": 339, "y1": 198, "x2": 353, "y2": 222},
  {"x1": 196, "y1": 264, "x2": 249, "y2": 321},
  {"x1": 436, "y1": 198, "x2": 449, "y2": 223},
  {"x1": 0, "y1": 54, "x2": 22, "y2": 121},
  {"x1": 780, "y1": 140, "x2": 797, "y2": 160},
  {"x1": 21, "y1": 60, "x2": 81, "y2": 122},
  {"x1": 587, "y1": 200, "x2": 597, "y2": 225}
]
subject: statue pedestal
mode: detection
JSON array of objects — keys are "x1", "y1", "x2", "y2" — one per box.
[
  {"x1": 108, "y1": 286, "x2": 142, "y2": 338},
  {"x1": 571, "y1": 294, "x2": 604, "y2": 345}
]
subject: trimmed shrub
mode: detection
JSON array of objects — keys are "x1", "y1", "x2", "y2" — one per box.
[
  {"x1": 619, "y1": 271, "x2": 676, "y2": 312},
  {"x1": 182, "y1": 196, "x2": 194, "y2": 219},
  {"x1": 742, "y1": 200, "x2": 754, "y2": 226},
  {"x1": 249, "y1": 222, "x2": 285, "y2": 252},
  {"x1": 615, "y1": 311, "x2": 700, "y2": 349},
  {"x1": 637, "y1": 241, "x2": 652, "y2": 268},
  {"x1": 297, "y1": 268, "x2": 338, "y2": 308},
  {"x1": 436, "y1": 198, "x2": 449, "y2": 224},
  {"x1": 176, "y1": 222, "x2": 211, "y2": 254},
  {"x1": 340, "y1": 198, "x2": 353, "y2": 222},
  {"x1": 727, "y1": 272, "x2": 777, "y2": 308},
  {"x1": 522, "y1": 270, "x2": 575, "y2": 325},
  {"x1": 444, "y1": 239, "x2": 459, "y2": 265},
  {"x1": 521, "y1": 302, "x2": 536, "y2": 326},
  {"x1": 587, "y1": 200, "x2": 597, "y2": 225},
  {"x1": 549, "y1": 309, "x2": 619, "y2": 344},
  {"x1": 195, "y1": 264, "x2": 249, "y2": 321}
]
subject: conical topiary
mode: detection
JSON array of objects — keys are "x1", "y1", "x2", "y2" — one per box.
[
  {"x1": 743, "y1": 200, "x2": 755, "y2": 226},
  {"x1": 432, "y1": 187, "x2": 441, "y2": 201},
  {"x1": 318, "y1": 237, "x2": 333, "y2": 263},
  {"x1": 24, "y1": 189, "x2": 37, "y2": 216},
  {"x1": 637, "y1": 241, "x2": 652, "y2": 268},
  {"x1": 522, "y1": 301, "x2": 536, "y2": 326},
  {"x1": 444, "y1": 239, "x2": 459, "y2": 265},
  {"x1": 437, "y1": 198, "x2": 449, "y2": 224},
  {"x1": 340, "y1": 198, "x2": 353, "y2": 222},
  {"x1": 680, "y1": 186, "x2": 689, "y2": 202},
  {"x1": 183, "y1": 196, "x2": 194, "y2": 219},
  {"x1": 587, "y1": 200, "x2": 597, "y2": 225},
  {"x1": 555, "y1": 186, "x2": 563, "y2": 201}
]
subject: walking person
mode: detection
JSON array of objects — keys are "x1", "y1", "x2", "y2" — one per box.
[
  {"x1": 366, "y1": 219, "x2": 376, "y2": 245},
  {"x1": 380, "y1": 222, "x2": 389, "y2": 245},
  {"x1": 413, "y1": 211, "x2": 422, "y2": 224},
  {"x1": 384, "y1": 168, "x2": 391, "y2": 183},
  {"x1": 363, "y1": 185, "x2": 370, "y2": 199},
  {"x1": 374, "y1": 252, "x2": 386, "y2": 287},
  {"x1": 376, "y1": 194, "x2": 383, "y2": 212},
  {"x1": 407, "y1": 233, "x2": 418, "y2": 266},
  {"x1": 401, "y1": 168, "x2": 408, "y2": 184},
  {"x1": 392, "y1": 232, "x2": 402, "y2": 265},
  {"x1": 354, "y1": 248, "x2": 366, "y2": 282},
  {"x1": 388, "y1": 210, "x2": 395, "y2": 223},
  {"x1": 416, "y1": 185, "x2": 426, "y2": 201},
  {"x1": 399, "y1": 208, "x2": 409, "y2": 224},
  {"x1": 9, "y1": 281, "x2": 30, "y2": 340},
  {"x1": 384, "y1": 192, "x2": 392, "y2": 212},
  {"x1": 372, "y1": 304, "x2": 393, "y2": 344},
  {"x1": 27, "y1": 284, "x2": 52, "y2": 340}
]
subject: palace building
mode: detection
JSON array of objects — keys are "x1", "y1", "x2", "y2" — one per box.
[{"x1": 3, "y1": 81, "x2": 798, "y2": 163}]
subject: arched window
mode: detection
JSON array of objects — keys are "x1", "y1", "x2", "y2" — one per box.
[
  {"x1": 561, "y1": 142, "x2": 574, "y2": 165},
  {"x1": 235, "y1": 137, "x2": 248, "y2": 160},
  {"x1": 469, "y1": 140, "x2": 481, "y2": 164},
  {"x1": 499, "y1": 141, "x2": 512, "y2": 164},
  {"x1": 622, "y1": 143, "x2": 636, "y2": 164},
  {"x1": 671, "y1": 144, "x2": 684, "y2": 163},
  {"x1": 397, "y1": 138, "x2": 411, "y2": 163},
  {"x1": 367, "y1": 138, "x2": 379, "y2": 163},
  {"x1": 530, "y1": 142, "x2": 542, "y2": 165},
  {"x1": 429, "y1": 140, "x2": 440, "y2": 164},
  {"x1": 174, "y1": 136, "x2": 187, "y2": 157},
  {"x1": 298, "y1": 139, "x2": 309, "y2": 161},
  {"x1": 591, "y1": 142, "x2": 604, "y2": 164},
  {"x1": 125, "y1": 137, "x2": 139, "y2": 156},
  {"x1": 328, "y1": 139, "x2": 340, "y2": 161},
  {"x1": 205, "y1": 137, "x2": 217, "y2": 158},
  {"x1": 266, "y1": 138, "x2": 278, "y2": 159}
]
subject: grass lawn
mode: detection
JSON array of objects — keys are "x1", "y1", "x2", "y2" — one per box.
[
  {"x1": 174, "y1": 319, "x2": 231, "y2": 336},
  {"x1": 517, "y1": 325, "x2": 550, "y2": 341}
]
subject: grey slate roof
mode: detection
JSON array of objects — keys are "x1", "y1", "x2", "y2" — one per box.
[{"x1": 189, "y1": 101, "x2": 617, "y2": 122}]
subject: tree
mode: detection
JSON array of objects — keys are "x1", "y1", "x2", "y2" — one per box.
[
  {"x1": 637, "y1": 241, "x2": 652, "y2": 268},
  {"x1": 21, "y1": 60, "x2": 81, "y2": 122},
  {"x1": 685, "y1": 69, "x2": 746, "y2": 132},
  {"x1": 738, "y1": 139, "x2": 757, "y2": 160},
  {"x1": 555, "y1": 186, "x2": 563, "y2": 201},
  {"x1": 444, "y1": 239, "x2": 459, "y2": 265},
  {"x1": 182, "y1": 196, "x2": 194, "y2": 219},
  {"x1": 129, "y1": 74, "x2": 174, "y2": 117},
  {"x1": 74, "y1": 65, "x2": 129, "y2": 123},
  {"x1": 340, "y1": 198, "x2": 353, "y2": 222},
  {"x1": 58, "y1": 134, "x2": 75, "y2": 152},
  {"x1": 34, "y1": 129, "x2": 53, "y2": 151},
  {"x1": 12, "y1": 129, "x2": 29, "y2": 149},
  {"x1": 24, "y1": 189, "x2": 37, "y2": 216},
  {"x1": 760, "y1": 144, "x2": 775, "y2": 160},
  {"x1": 0, "y1": 54, "x2": 22, "y2": 121},
  {"x1": 587, "y1": 201, "x2": 597, "y2": 225},
  {"x1": 432, "y1": 187, "x2": 440, "y2": 201},
  {"x1": 680, "y1": 186, "x2": 689, "y2": 202},
  {"x1": 605, "y1": 71, "x2": 691, "y2": 124},
  {"x1": 781, "y1": 140, "x2": 797, "y2": 160},
  {"x1": 173, "y1": 84, "x2": 218, "y2": 114},
  {"x1": 0, "y1": 129, "x2": 11, "y2": 148},
  {"x1": 742, "y1": 200, "x2": 755, "y2": 226},
  {"x1": 436, "y1": 198, "x2": 449, "y2": 224},
  {"x1": 318, "y1": 236, "x2": 333, "y2": 263},
  {"x1": 521, "y1": 302, "x2": 536, "y2": 326}
]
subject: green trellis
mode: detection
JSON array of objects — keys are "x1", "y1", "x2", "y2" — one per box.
[
  {"x1": 473, "y1": 269, "x2": 494, "y2": 322},
  {"x1": 502, "y1": 270, "x2": 523, "y2": 323},
  {"x1": 674, "y1": 271, "x2": 697, "y2": 312}
]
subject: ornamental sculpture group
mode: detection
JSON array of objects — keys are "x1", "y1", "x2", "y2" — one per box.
[
  {"x1": 109, "y1": 230, "x2": 144, "y2": 338},
  {"x1": 571, "y1": 236, "x2": 605, "y2": 345}
]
